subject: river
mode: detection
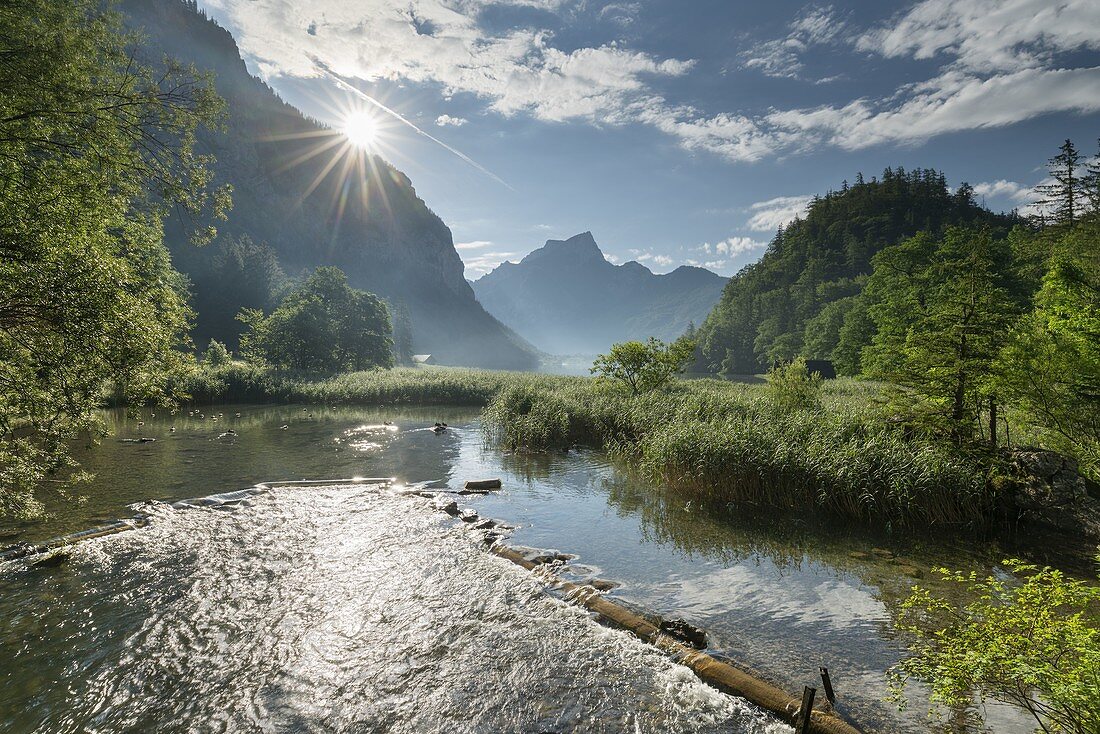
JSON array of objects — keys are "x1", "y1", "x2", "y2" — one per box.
[{"x1": 0, "y1": 405, "x2": 1038, "y2": 733}]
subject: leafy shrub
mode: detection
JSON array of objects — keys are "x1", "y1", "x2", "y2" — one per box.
[
  {"x1": 202, "y1": 340, "x2": 233, "y2": 367},
  {"x1": 764, "y1": 357, "x2": 823, "y2": 412},
  {"x1": 891, "y1": 559, "x2": 1100, "y2": 733}
]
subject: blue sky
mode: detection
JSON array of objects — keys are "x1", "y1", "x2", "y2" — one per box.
[{"x1": 197, "y1": 0, "x2": 1100, "y2": 277}]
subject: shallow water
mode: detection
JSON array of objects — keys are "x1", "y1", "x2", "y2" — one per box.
[{"x1": 0, "y1": 405, "x2": 1038, "y2": 732}]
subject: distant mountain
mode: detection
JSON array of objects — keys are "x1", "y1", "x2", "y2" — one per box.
[
  {"x1": 472, "y1": 232, "x2": 727, "y2": 355},
  {"x1": 694, "y1": 168, "x2": 1020, "y2": 375},
  {"x1": 120, "y1": 0, "x2": 537, "y2": 370}
]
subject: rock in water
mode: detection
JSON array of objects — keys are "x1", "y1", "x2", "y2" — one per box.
[{"x1": 659, "y1": 618, "x2": 708, "y2": 649}]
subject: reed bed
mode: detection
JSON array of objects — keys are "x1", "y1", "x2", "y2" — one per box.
[
  {"x1": 178, "y1": 364, "x2": 999, "y2": 531},
  {"x1": 482, "y1": 377, "x2": 997, "y2": 531}
]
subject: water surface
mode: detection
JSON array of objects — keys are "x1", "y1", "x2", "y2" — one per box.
[{"x1": 1, "y1": 405, "x2": 1038, "y2": 732}]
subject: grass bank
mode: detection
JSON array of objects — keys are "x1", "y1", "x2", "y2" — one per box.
[{"x1": 178, "y1": 364, "x2": 1000, "y2": 531}]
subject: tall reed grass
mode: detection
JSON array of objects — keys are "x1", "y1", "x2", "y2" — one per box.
[{"x1": 175, "y1": 363, "x2": 1000, "y2": 530}]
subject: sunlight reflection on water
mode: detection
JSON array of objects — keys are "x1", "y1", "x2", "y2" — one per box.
[{"x1": 0, "y1": 484, "x2": 788, "y2": 734}]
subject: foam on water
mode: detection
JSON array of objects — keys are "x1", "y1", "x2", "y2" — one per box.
[{"x1": 1, "y1": 484, "x2": 789, "y2": 734}]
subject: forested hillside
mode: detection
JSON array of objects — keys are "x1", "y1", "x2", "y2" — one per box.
[
  {"x1": 120, "y1": 0, "x2": 537, "y2": 369},
  {"x1": 694, "y1": 169, "x2": 1017, "y2": 374}
]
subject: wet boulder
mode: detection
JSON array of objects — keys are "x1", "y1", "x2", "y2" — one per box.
[{"x1": 1004, "y1": 449, "x2": 1098, "y2": 537}]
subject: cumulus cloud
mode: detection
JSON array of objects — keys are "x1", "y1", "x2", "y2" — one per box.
[
  {"x1": 203, "y1": 0, "x2": 1100, "y2": 165},
  {"x1": 745, "y1": 195, "x2": 813, "y2": 231},
  {"x1": 626, "y1": 249, "x2": 676, "y2": 270},
  {"x1": 972, "y1": 179, "x2": 1034, "y2": 203},
  {"x1": 435, "y1": 114, "x2": 468, "y2": 127},
  {"x1": 204, "y1": 0, "x2": 693, "y2": 125},
  {"x1": 702, "y1": 236, "x2": 767, "y2": 257}
]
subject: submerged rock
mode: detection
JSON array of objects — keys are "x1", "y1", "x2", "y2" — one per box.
[
  {"x1": 659, "y1": 618, "x2": 708, "y2": 650},
  {"x1": 32, "y1": 551, "x2": 69, "y2": 569}
]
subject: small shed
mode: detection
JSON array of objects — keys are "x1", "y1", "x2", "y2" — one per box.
[{"x1": 411, "y1": 354, "x2": 436, "y2": 365}]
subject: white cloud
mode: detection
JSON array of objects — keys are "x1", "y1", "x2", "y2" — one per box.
[
  {"x1": 702, "y1": 236, "x2": 767, "y2": 257},
  {"x1": 652, "y1": 254, "x2": 674, "y2": 267},
  {"x1": 742, "y1": 5, "x2": 847, "y2": 80},
  {"x1": 857, "y1": 0, "x2": 1100, "y2": 74},
  {"x1": 767, "y1": 66, "x2": 1100, "y2": 151},
  {"x1": 972, "y1": 179, "x2": 1033, "y2": 203},
  {"x1": 201, "y1": 0, "x2": 1100, "y2": 166},
  {"x1": 745, "y1": 195, "x2": 813, "y2": 231},
  {"x1": 205, "y1": 0, "x2": 693, "y2": 127},
  {"x1": 455, "y1": 239, "x2": 492, "y2": 249},
  {"x1": 462, "y1": 250, "x2": 516, "y2": 276},
  {"x1": 435, "y1": 114, "x2": 468, "y2": 127}
]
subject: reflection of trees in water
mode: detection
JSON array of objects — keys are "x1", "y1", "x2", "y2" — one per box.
[
  {"x1": 602, "y1": 466, "x2": 1010, "y2": 620},
  {"x1": 601, "y1": 468, "x2": 1028, "y2": 734},
  {"x1": 496, "y1": 448, "x2": 572, "y2": 483}
]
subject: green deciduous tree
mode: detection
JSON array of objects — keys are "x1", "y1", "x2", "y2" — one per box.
[
  {"x1": 765, "y1": 357, "x2": 822, "y2": 412},
  {"x1": 0, "y1": 0, "x2": 227, "y2": 516},
  {"x1": 239, "y1": 267, "x2": 394, "y2": 373},
  {"x1": 999, "y1": 222, "x2": 1100, "y2": 480},
  {"x1": 863, "y1": 227, "x2": 1021, "y2": 442},
  {"x1": 591, "y1": 337, "x2": 695, "y2": 395},
  {"x1": 891, "y1": 559, "x2": 1100, "y2": 733}
]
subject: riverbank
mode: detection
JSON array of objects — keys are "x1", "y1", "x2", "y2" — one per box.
[{"x1": 169, "y1": 364, "x2": 1041, "y2": 535}]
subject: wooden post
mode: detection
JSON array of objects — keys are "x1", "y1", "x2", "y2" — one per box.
[
  {"x1": 797, "y1": 686, "x2": 816, "y2": 734},
  {"x1": 819, "y1": 666, "x2": 835, "y2": 704}
]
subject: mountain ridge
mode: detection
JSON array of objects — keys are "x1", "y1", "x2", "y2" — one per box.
[
  {"x1": 121, "y1": 0, "x2": 537, "y2": 369},
  {"x1": 472, "y1": 232, "x2": 727, "y2": 355}
]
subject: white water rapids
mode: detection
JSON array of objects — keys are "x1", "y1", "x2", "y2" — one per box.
[{"x1": 1, "y1": 484, "x2": 790, "y2": 733}]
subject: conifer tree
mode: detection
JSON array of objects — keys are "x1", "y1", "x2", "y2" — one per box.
[{"x1": 1037, "y1": 139, "x2": 1084, "y2": 225}]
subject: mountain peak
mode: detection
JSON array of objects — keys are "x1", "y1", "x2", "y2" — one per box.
[{"x1": 521, "y1": 231, "x2": 603, "y2": 265}]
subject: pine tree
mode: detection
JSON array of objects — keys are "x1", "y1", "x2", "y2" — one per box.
[{"x1": 1037, "y1": 139, "x2": 1084, "y2": 225}]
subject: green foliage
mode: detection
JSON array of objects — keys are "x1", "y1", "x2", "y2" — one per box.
[
  {"x1": 238, "y1": 267, "x2": 394, "y2": 374},
  {"x1": 190, "y1": 235, "x2": 286, "y2": 347},
  {"x1": 999, "y1": 222, "x2": 1100, "y2": 480},
  {"x1": 695, "y1": 168, "x2": 1014, "y2": 375},
  {"x1": 863, "y1": 227, "x2": 1021, "y2": 441},
  {"x1": 891, "y1": 560, "x2": 1100, "y2": 733},
  {"x1": 0, "y1": 0, "x2": 225, "y2": 516},
  {"x1": 178, "y1": 363, "x2": 997, "y2": 530},
  {"x1": 591, "y1": 337, "x2": 696, "y2": 395},
  {"x1": 765, "y1": 357, "x2": 823, "y2": 412},
  {"x1": 1037, "y1": 139, "x2": 1086, "y2": 226},
  {"x1": 202, "y1": 340, "x2": 233, "y2": 368},
  {"x1": 481, "y1": 374, "x2": 994, "y2": 529}
]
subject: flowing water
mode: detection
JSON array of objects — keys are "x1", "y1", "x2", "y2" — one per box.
[{"x1": 0, "y1": 405, "x2": 1040, "y2": 733}]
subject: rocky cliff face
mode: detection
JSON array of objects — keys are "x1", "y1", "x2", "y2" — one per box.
[
  {"x1": 122, "y1": 0, "x2": 536, "y2": 369},
  {"x1": 472, "y1": 232, "x2": 727, "y2": 355}
]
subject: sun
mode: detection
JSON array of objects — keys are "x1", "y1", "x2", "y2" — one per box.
[{"x1": 343, "y1": 111, "x2": 378, "y2": 149}]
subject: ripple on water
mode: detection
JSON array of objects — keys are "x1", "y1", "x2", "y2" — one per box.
[{"x1": 0, "y1": 485, "x2": 789, "y2": 734}]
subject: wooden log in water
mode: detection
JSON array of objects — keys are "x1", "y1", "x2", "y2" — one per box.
[
  {"x1": 463, "y1": 478, "x2": 503, "y2": 491},
  {"x1": 490, "y1": 543, "x2": 862, "y2": 734}
]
